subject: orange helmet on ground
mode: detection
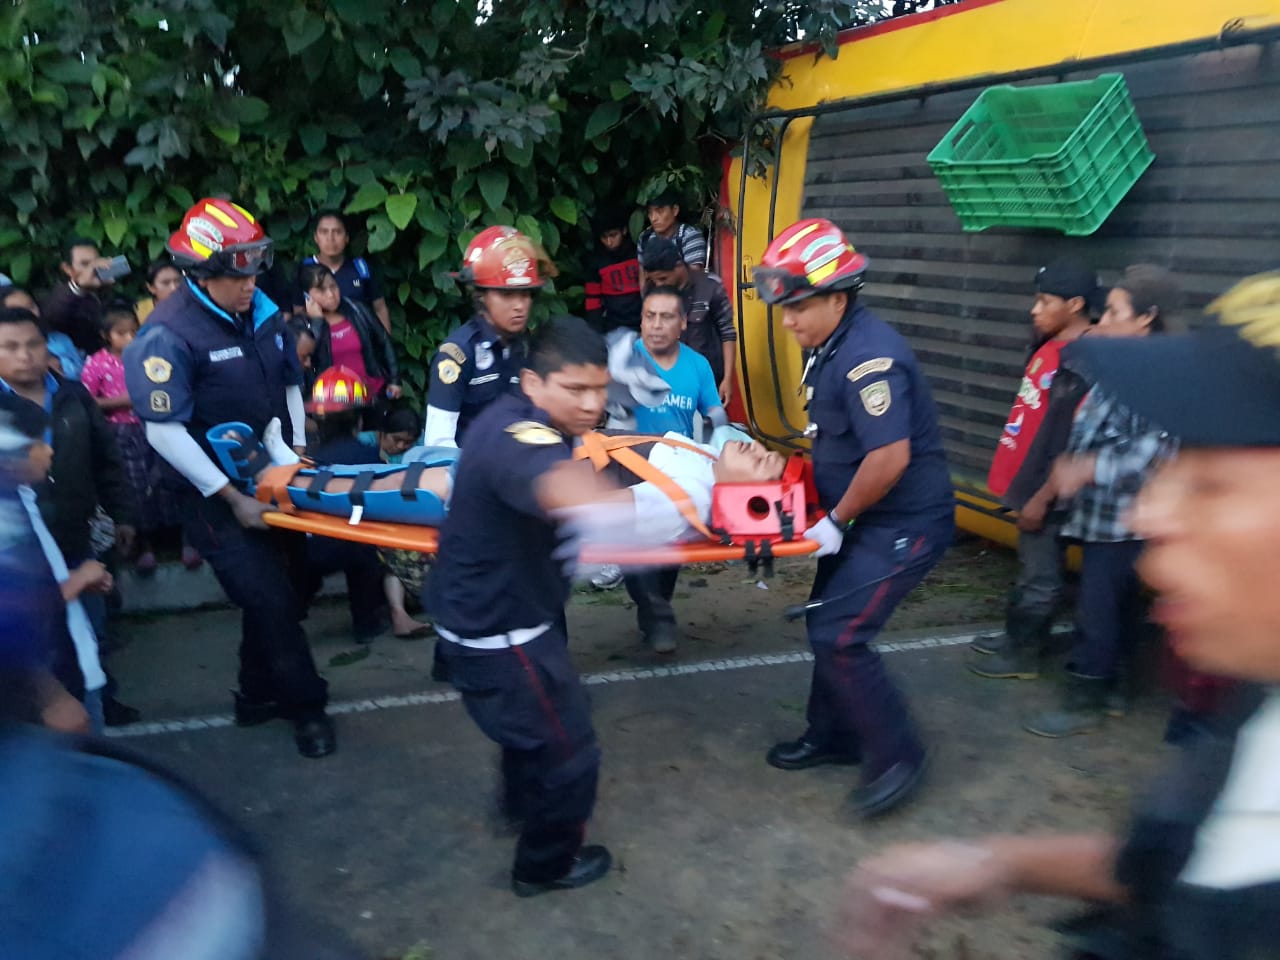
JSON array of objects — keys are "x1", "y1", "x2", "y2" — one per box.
[
  {"x1": 168, "y1": 198, "x2": 274, "y2": 278},
  {"x1": 753, "y1": 218, "x2": 869, "y2": 306},
  {"x1": 307, "y1": 366, "x2": 370, "y2": 415},
  {"x1": 458, "y1": 225, "x2": 545, "y2": 290}
]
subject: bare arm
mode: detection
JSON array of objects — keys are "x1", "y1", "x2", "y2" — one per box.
[
  {"x1": 719, "y1": 341, "x2": 737, "y2": 406},
  {"x1": 831, "y1": 440, "x2": 910, "y2": 525},
  {"x1": 372, "y1": 297, "x2": 391, "y2": 332}
]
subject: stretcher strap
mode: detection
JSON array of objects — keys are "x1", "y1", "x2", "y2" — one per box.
[
  {"x1": 347, "y1": 470, "x2": 378, "y2": 525},
  {"x1": 400, "y1": 461, "x2": 427, "y2": 500},
  {"x1": 255, "y1": 463, "x2": 307, "y2": 514},
  {"x1": 306, "y1": 469, "x2": 333, "y2": 501},
  {"x1": 573, "y1": 432, "x2": 721, "y2": 543}
]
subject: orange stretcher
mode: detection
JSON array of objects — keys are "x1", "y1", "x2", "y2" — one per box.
[{"x1": 262, "y1": 432, "x2": 822, "y2": 574}]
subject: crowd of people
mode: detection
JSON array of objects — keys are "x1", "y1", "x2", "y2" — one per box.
[{"x1": 3, "y1": 184, "x2": 1278, "y2": 957}]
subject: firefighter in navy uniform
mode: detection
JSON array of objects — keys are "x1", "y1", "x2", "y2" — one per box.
[
  {"x1": 754, "y1": 218, "x2": 954, "y2": 817},
  {"x1": 427, "y1": 316, "x2": 615, "y2": 897},
  {"x1": 123, "y1": 198, "x2": 334, "y2": 759},
  {"x1": 421, "y1": 226, "x2": 542, "y2": 447}
]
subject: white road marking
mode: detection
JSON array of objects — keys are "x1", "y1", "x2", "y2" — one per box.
[{"x1": 105, "y1": 628, "x2": 986, "y2": 739}]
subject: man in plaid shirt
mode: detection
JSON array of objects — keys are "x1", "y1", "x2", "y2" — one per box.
[{"x1": 1025, "y1": 266, "x2": 1182, "y2": 738}]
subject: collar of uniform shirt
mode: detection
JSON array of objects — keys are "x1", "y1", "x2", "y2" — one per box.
[{"x1": 799, "y1": 314, "x2": 855, "y2": 395}]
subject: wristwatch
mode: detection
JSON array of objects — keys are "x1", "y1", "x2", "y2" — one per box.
[{"x1": 828, "y1": 509, "x2": 855, "y2": 531}]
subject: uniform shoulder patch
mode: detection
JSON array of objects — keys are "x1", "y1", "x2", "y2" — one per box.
[
  {"x1": 505, "y1": 421, "x2": 562, "y2": 446},
  {"x1": 859, "y1": 380, "x2": 892, "y2": 417},
  {"x1": 143, "y1": 356, "x2": 173, "y2": 384},
  {"x1": 149, "y1": 390, "x2": 171, "y2": 414},
  {"x1": 440, "y1": 342, "x2": 467, "y2": 365},
  {"x1": 846, "y1": 357, "x2": 893, "y2": 383},
  {"x1": 436, "y1": 359, "x2": 461, "y2": 385}
]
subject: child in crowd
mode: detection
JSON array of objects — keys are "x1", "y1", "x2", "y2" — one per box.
[
  {"x1": 376, "y1": 405, "x2": 432, "y2": 639},
  {"x1": 136, "y1": 260, "x2": 182, "y2": 323},
  {"x1": 79, "y1": 303, "x2": 179, "y2": 573},
  {"x1": 584, "y1": 208, "x2": 642, "y2": 335},
  {"x1": 971, "y1": 258, "x2": 1098, "y2": 679}
]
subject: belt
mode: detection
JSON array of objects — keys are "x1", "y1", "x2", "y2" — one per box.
[{"x1": 435, "y1": 622, "x2": 551, "y2": 650}]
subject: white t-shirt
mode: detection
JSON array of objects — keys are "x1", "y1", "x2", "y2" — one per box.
[
  {"x1": 628, "y1": 433, "x2": 716, "y2": 544},
  {"x1": 1180, "y1": 690, "x2": 1280, "y2": 889}
]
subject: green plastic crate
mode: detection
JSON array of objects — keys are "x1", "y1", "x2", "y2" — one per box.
[{"x1": 927, "y1": 73, "x2": 1154, "y2": 235}]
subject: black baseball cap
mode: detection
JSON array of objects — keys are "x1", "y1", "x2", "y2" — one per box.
[
  {"x1": 1064, "y1": 272, "x2": 1280, "y2": 447},
  {"x1": 1036, "y1": 257, "x2": 1099, "y2": 302}
]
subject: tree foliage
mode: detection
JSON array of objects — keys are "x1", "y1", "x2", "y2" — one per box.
[{"x1": 2, "y1": 0, "x2": 905, "y2": 396}]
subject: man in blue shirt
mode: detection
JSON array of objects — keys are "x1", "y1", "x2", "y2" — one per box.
[
  {"x1": 754, "y1": 218, "x2": 954, "y2": 818},
  {"x1": 625, "y1": 286, "x2": 727, "y2": 653}
]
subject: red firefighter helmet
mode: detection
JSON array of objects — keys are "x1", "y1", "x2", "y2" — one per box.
[
  {"x1": 458, "y1": 225, "x2": 545, "y2": 290},
  {"x1": 753, "y1": 218, "x2": 869, "y2": 306},
  {"x1": 167, "y1": 198, "x2": 274, "y2": 278},
  {"x1": 307, "y1": 365, "x2": 370, "y2": 415}
]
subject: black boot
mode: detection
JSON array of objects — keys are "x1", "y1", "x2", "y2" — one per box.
[
  {"x1": 766, "y1": 736, "x2": 860, "y2": 770},
  {"x1": 1024, "y1": 672, "x2": 1108, "y2": 738},
  {"x1": 968, "y1": 609, "x2": 1050, "y2": 680}
]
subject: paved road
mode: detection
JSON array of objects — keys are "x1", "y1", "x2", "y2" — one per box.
[{"x1": 108, "y1": 602, "x2": 1169, "y2": 960}]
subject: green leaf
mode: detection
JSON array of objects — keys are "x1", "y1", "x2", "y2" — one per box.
[
  {"x1": 8, "y1": 251, "x2": 31, "y2": 285},
  {"x1": 91, "y1": 70, "x2": 108, "y2": 100},
  {"x1": 702, "y1": 11, "x2": 726, "y2": 42},
  {"x1": 385, "y1": 192, "x2": 418, "y2": 230},
  {"x1": 476, "y1": 167, "x2": 509, "y2": 212},
  {"x1": 299, "y1": 125, "x2": 327, "y2": 156},
  {"x1": 417, "y1": 232, "x2": 448, "y2": 269},
  {"x1": 328, "y1": 647, "x2": 371, "y2": 667},
  {"x1": 31, "y1": 84, "x2": 69, "y2": 109},
  {"x1": 584, "y1": 101, "x2": 621, "y2": 140},
  {"x1": 332, "y1": 0, "x2": 383, "y2": 26},
  {"x1": 166, "y1": 186, "x2": 195, "y2": 209},
  {"x1": 610, "y1": 80, "x2": 632, "y2": 101},
  {"x1": 345, "y1": 180, "x2": 388, "y2": 214},
  {"x1": 415, "y1": 200, "x2": 448, "y2": 235},
  {"x1": 208, "y1": 122, "x2": 240, "y2": 145},
  {"x1": 357, "y1": 71, "x2": 382, "y2": 100},
  {"x1": 389, "y1": 47, "x2": 422, "y2": 79},
  {"x1": 283, "y1": 11, "x2": 326, "y2": 55},
  {"x1": 501, "y1": 137, "x2": 534, "y2": 168},
  {"x1": 102, "y1": 212, "x2": 128, "y2": 246},
  {"x1": 548, "y1": 196, "x2": 577, "y2": 225},
  {"x1": 366, "y1": 212, "x2": 397, "y2": 252},
  {"x1": 228, "y1": 96, "x2": 270, "y2": 124},
  {"x1": 514, "y1": 214, "x2": 542, "y2": 246},
  {"x1": 581, "y1": 156, "x2": 599, "y2": 174}
]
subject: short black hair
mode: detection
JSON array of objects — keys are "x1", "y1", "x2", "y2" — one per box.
[
  {"x1": 146, "y1": 259, "x2": 179, "y2": 285},
  {"x1": 527, "y1": 316, "x2": 607, "y2": 377},
  {"x1": 380, "y1": 404, "x2": 423, "y2": 437},
  {"x1": 0, "y1": 307, "x2": 46, "y2": 339},
  {"x1": 312, "y1": 209, "x2": 348, "y2": 233},
  {"x1": 63, "y1": 236, "x2": 98, "y2": 264},
  {"x1": 287, "y1": 316, "x2": 316, "y2": 342},
  {"x1": 642, "y1": 285, "x2": 686, "y2": 317},
  {"x1": 102, "y1": 300, "x2": 138, "y2": 333}
]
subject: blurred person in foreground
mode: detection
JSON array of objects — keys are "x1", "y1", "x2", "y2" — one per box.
[{"x1": 840, "y1": 272, "x2": 1280, "y2": 960}]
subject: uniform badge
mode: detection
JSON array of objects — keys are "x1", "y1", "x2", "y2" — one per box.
[
  {"x1": 149, "y1": 390, "x2": 171, "y2": 413},
  {"x1": 275, "y1": 333, "x2": 284, "y2": 352},
  {"x1": 143, "y1": 356, "x2": 172, "y2": 384},
  {"x1": 440, "y1": 342, "x2": 467, "y2": 364},
  {"x1": 437, "y1": 359, "x2": 461, "y2": 385},
  {"x1": 475, "y1": 342, "x2": 494, "y2": 371},
  {"x1": 846, "y1": 357, "x2": 893, "y2": 383},
  {"x1": 859, "y1": 380, "x2": 892, "y2": 417},
  {"x1": 505, "y1": 421, "x2": 561, "y2": 445}
]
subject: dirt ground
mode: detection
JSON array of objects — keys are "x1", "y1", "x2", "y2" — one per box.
[{"x1": 107, "y1": 535, "x2": 1173, "y2": 960}]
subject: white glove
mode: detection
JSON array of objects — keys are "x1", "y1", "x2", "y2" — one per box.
[{"x1": 805, "y1": 514, "x2": 847, "y2": 557}]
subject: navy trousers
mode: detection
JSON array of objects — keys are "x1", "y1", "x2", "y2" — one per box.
[
  {"x1": 442, "y1": 625, "x2": 600, "y2": 883},
  {"x1": 301, "y1": 537, "x2": 387, "y2": 641},
  {"x1": 804, "y1": 520, "x2": 952, "y2": 779},
  {"x1": 184, "y1": 496, "x2": 328, "y2": 713},
  {"x1": 1069, "y1": 539, "x2": 1146, "y2": 679}
]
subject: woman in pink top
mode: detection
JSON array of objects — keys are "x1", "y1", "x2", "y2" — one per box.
[
  {"x1": 80, "y1": 304, "x2": 182, "y2": 573},
  {"x1": 299, "y1": 264, "x2": 401, "y2": 402}
]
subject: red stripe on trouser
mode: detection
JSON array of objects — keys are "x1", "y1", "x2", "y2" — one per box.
[
  {"x1": 833, "y1": 535, "x2": 927, "y2": 649},
  {"x1": 513, "y1": 645, "x2": 573, "y2": 763}
]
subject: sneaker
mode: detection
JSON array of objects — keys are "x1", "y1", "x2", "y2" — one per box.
[{"x1": 589, "y1": 564, "x2": 623, "y2": 590}]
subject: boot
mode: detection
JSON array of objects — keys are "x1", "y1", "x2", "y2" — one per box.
[
  {"x1": 969, "y1": 631, "x2": 1007, "y2": 656},
  {"x1": 968, "y1": 609, "x2": 1049, "y2": 680},
  {"x1": 1023, "y1": 672, "x2": 1108, "y2": 738}
]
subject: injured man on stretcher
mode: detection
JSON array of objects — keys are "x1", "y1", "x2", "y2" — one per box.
[{"x1": 208, "y1": 418, "x2": 788, "y2": 545}]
